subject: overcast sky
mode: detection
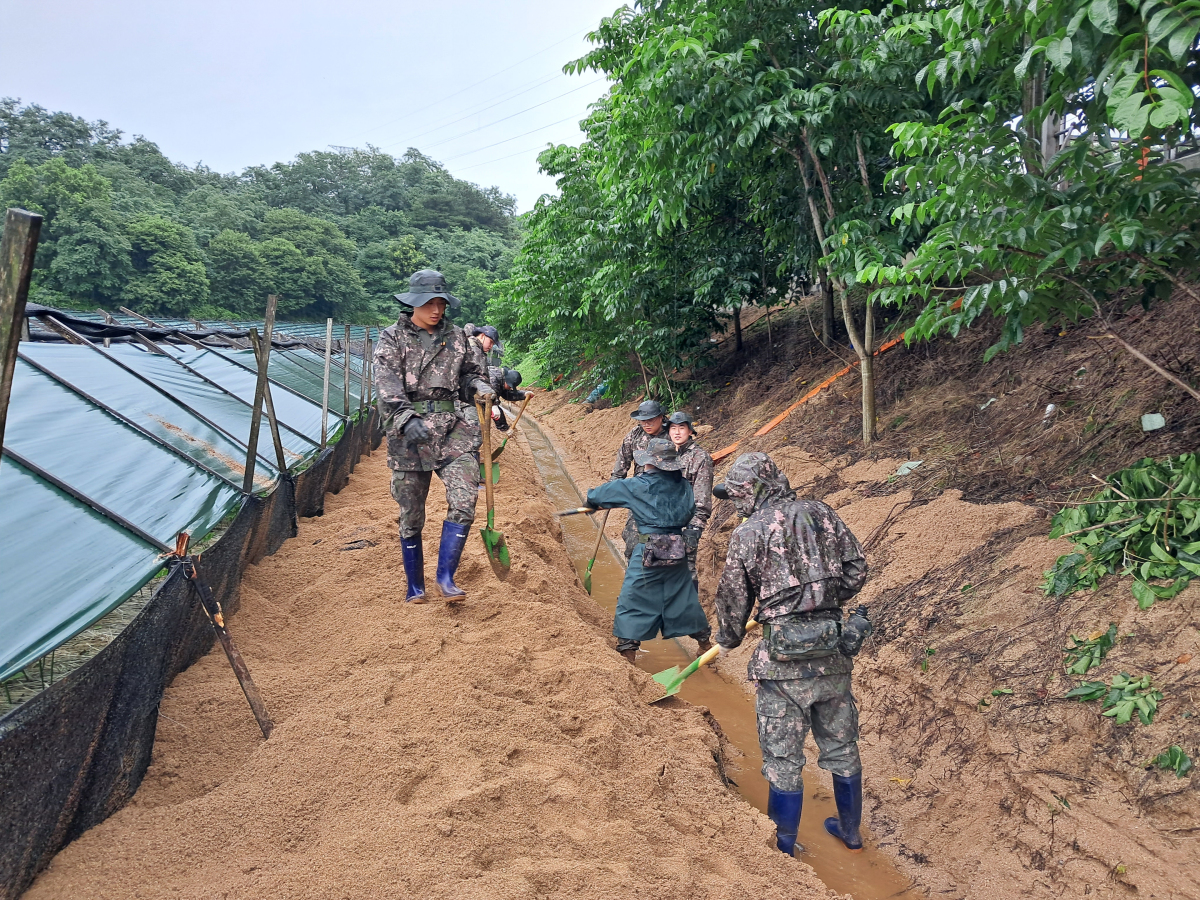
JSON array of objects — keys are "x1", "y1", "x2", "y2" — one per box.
[{"x1": 1, "y1": 0, "x2": 620, "y2": 212}]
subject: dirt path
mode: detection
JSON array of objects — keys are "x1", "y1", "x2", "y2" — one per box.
[
  {"x1": 25, "y1": 435, "x2": 837, "y2": 899},
  {"x1": 528, "y1": 393, "x2": 1200, "y2": 899}
]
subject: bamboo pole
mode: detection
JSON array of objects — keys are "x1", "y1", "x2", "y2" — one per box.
[
  {"x1": 343, "y1": 324, "x2": 351, "y2": 417},
  {"x1": 241, "y1": 295, "x2": 278, "y2": 493},
  {"x1": 248, "y1": 329, "x2": 288, "y2": 476},
  {"x1": 321, "y1": 318, "x2": 333, "y2": 449},
  {"x1": 363, "y1": 334, "x2": 373, "y2": 456},
  {"x1": 0, "y1": 208, "x2": 42, "y2": 454}
]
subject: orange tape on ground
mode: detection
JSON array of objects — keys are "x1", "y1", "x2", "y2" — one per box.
[
  {"x1": 711, "y1": 441, "x2": 742, "y2": 463},
  {"x1": 750, "y1": 333, "x2": 907, "y2": 439}
]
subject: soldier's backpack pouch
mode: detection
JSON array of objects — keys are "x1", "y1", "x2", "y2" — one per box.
[
  {"x1": 640, "y1": 533, "x2": 688, "y2": 568},
  {"x1": 765, "y1": 618, "x2": 841, "y2": 662}
]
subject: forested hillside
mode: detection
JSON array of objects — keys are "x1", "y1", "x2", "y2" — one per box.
[
  {"x1": 492, "y1": 0, "x2": 1200, "y2": 440},
  {"x1": 0, "y1": 98, "x2": 519, "y2": 324}
]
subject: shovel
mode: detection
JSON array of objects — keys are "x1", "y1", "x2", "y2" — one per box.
[
  {"x1": 491, "y1": 393, "x2": 532, "y2": 461},
  {"x1": 582, "y1": 509, "x2": 611, "y2": 594},
  {"x1": 477, "y1": 397, "x2": 510, "y2": 569},
  {"x1": 649, "y1": 620, "x2": 760, "y2": 704}
]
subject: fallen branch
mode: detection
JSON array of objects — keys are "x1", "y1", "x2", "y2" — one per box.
[{"x1": 1099, "y1": 331, "x2": 1200, "y2": 402}]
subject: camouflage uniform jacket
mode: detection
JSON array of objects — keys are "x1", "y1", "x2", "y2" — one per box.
[
  {"x1": 715, "y1": 498, "x2": 867, "y2": 681},
  {"x1": 675, "y1": 439, "x2": 713, "y2": 531},
  {"x1": 611, "y1": 425, "x2": 661, "y2": 480},
  {"x1": 374, "y1": 315, "x2": 491, "y2": 472}
]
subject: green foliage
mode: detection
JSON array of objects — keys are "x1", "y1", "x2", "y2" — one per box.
[
  {"x1": 0, "y1": 99, "x2": 518, "y2": 324},
  {"x1": 856, "y1": 0, "x2": 1200, "y2": 357},
  {"x1": 1064, "y1": 623, "x2": 1119, "y2": 675},
  {"x1": 1150, "y1": 745, "x2": 1194, "y2": 778},
  {"x1": 1044, "y1": 454, "x2": 1200, "y2": 607},
  {"x1": 1065, "y1": 672, "x2": 1162, "y2": 725}
]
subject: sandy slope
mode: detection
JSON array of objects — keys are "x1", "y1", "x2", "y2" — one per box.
[
  {"x1": 25, "y1": 435, "x2": 837, "y2": 900},
  {"x1": 529, "y1": 391, "x2": 1199, "y2": 899}
]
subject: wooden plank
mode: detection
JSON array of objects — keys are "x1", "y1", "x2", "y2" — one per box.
[
  {"x1": 343, "y1": 324, "x2": 351, "y2": 417},
  {"x1": 248, "y1": 327, "x2": 289, "y2": 475},
  {"x1": 1, "y1": 208, "x2": 43, "y2": 451},
  {"x1": 321, "y1": 318, "x2": 332, "y2": 449},
  {"x1": 241, "y1": 295, "x2": 278, "y2": 493}
]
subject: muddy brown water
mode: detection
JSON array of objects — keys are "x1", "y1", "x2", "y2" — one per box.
[{"x1": 522, "y1": 416, "x2": 920, "y2": 900}]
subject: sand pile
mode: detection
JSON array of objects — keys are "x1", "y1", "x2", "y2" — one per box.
[
  {"x1": 25, "y1": 436, "x2": 838, "y2": 900},
  {"x1": 529, "y1": 394, "x2": 1199, "y2": 899}
]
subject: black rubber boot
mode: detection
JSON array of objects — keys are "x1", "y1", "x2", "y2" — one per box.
[
  {"x1": 824, "y1": 772, "x2": 864, "y2": 851},
  {"x1": 434, "y1": 520, "x2": 469, "y2": 601},
  {"x1": 768, "y1": 784, "x2": 804, "y2": 856},
  {"x1": 400, "y1": 534, "x2": 425, "y2": 603}
]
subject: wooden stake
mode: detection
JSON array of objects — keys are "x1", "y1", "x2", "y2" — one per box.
[
  {"x1": 176, "y1": 535, "x2": 273, "y2": 739},
  {"x1": 0, "y1": 208, "x2": 42, "y2": 453},
  {"x1": 242, "y1": 295, "x2": 278, "y2": 493},
  {"x1": 321, "y1": 318, "x2": 333, "y2": 449},
  {"x1": 343, "y1": 324, "x2": 351, "y2": 417},
  {"x1": 248, "y1": 329, "x2": 288, "y2": 476}
]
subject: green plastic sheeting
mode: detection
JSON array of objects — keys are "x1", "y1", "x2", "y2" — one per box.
[
  {"x1": 0, "y1": 458, "x2": 173, "y2": 682},
  {"x1": 0, "y1": 338, "x2": 353, "y2": 683}
]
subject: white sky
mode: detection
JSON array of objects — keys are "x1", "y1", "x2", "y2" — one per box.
[{"x1": 1, "y1": 0, "x2": 621, "y2": 212}]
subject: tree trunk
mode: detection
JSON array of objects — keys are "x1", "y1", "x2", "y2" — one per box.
[
  {"x1": 839, "y1": 287, "x2": 877, "y2": 444},
  {"x1": 820, "y1": 278, "x2": 835, "y2": 347},
  {"x1": 732, "y1": 304, "x2": 743, "y2": 352}
]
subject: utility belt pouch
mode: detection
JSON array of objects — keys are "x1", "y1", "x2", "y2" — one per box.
[
  {"x1": 764, "y1": 618, "x2": 841, "y2": 662},
  {"x1": 639, "y1": 533, "x2": 687, "y2": 568},
  {"x1": 682, "y1": 526, "x2": 702, "y2": 552}
]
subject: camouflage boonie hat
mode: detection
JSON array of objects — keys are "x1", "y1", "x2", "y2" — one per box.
[
  {"x1": 634, "y1": 437, "x2": 683, "y2": 471},
  {"x1": 667, "y1": 410, "x2": 696, "y2": 434},
  {"x1": 631, "y1": 399, "x2": 665, "y2": 421},
  {"x1": 725, "y1": 452, "x2": 793, "y2": 502},
  {"x1": 394, "y1": 269, "x2": 461, "y2": 309}
]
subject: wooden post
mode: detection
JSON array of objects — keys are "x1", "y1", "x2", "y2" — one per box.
[
  {"x1": 0, "y1": 208, "x2": 43, "y2": 454},
  {"x1": 241, "y1": 295, "x2": 278, "y2": 493},
  {"x1": 321, "y1": 318, "x2": 333, "y2": 449},
  {"x1": 343, "y1": 324, "x2": 351, "y2": 417},
  {"x1": 248, "y1": 329, "x2": 288, "y2": 476},
  {"x1": 363, "y1": 334, "x2": 373, "y2": 456}
]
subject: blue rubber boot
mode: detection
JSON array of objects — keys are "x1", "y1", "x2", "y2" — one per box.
[
  {"x1": 824, "y1": 772, "x2": 864, "y2": 851},
  {"x1": 400, "y1": 534, "x2": 425, "y2": 603},
  {"x1": 767, "y1": 784, "x2": 804, "y2": 856},
  {"x1": 434, "y1": 520, "x2": 470, "y2": 601}
]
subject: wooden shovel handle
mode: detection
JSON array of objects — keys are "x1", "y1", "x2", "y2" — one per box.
[
  {"x1": 477, "y1": 398, "x2": 495, "y2": 517},
  {"x1": 589, "y1": 508, "x2": 611, "y2": 560},
  {"x1": 507, "y1": 392, "x2": 533, "y2": 433}
]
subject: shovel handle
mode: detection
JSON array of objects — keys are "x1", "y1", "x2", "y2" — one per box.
[
  {"x1": 507, "y1": 392, "x2": 533, "y2": 433},
  {"x1": 477, "y1": 398, "x2": 496, "y2": 517},
  {"x1": 695, "y1": 619, "x2": 759, "y2": 672},
  {"x1": 557, "y1": 506, "x2": 597, "y2": 517},
  {"x1": 589, "y1": 508, "x2": 611, "y2": 560}
]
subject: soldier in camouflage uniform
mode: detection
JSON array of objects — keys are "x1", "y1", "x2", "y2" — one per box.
[
  {"x1": 611, "y1": 399, "x2": 667, "y2": 558},
  {"x1": 667, "y1": 410, "x2": 714, "y2": 651},
  {"x1": 465, "y1": 324, "x2": 525, "y2": 430},
  {"x1": 586, "y1": 438, "x2": 711, "y2": 664},
  {"x1": 712, "y1": 452, "x2": 872, "y2": 856},
  {"x1": 374, "y1": 270, "x2": 495, "y2": 602}
]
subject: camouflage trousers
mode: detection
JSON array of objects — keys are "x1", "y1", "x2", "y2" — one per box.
[
  {"x1": 390, "y1": 453, "x2": 479, "y2": 539},
  {"x1": 755, "y1": 674, "x2": 862, "y2": 791}
]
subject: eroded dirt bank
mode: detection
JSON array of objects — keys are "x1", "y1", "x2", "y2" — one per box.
[
  {"x1": 529, "y1": 345, "x2": 1200, "y2": 900},
  {"x1": 25, "y1": 435, "x2": 838, "y2": 899}
]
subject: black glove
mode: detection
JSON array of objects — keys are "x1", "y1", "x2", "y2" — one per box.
[
  {"x1": 682, "y1": 526, "x2": 702, "y2": 551},
  {"x1": 403, "y1": 417, "x2": 430, "y2": 444},
  {"x1": 838, "y1": 605, "x2": 873, "y2": 657}
]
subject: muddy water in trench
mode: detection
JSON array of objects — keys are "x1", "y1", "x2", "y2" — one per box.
[{"x1": 521, "y1": 418, "x2": 919, "y2": 900}]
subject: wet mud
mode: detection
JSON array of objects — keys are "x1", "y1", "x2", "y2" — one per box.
[{"x1": 520, "y1": 414, "x2": 920, "y2": 900}]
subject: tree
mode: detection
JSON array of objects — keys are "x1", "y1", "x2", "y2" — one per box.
[
  {"x1": 122, "y1": 215, "x2": 211, "y2": 316},
  {"x1": 206, "y1": 230, "x2": 271, "y2": 316}
]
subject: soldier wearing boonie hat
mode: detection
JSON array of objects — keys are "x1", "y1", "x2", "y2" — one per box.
[
  {"x1": 584, "y1": 437, "x2": 711, "y2": 664},
  {"x1": 667, "y1": 411, "x2": 714, "y2": 644},
  {"x1": 374, "y1": 269, "x2": 495, "y2": 603}
]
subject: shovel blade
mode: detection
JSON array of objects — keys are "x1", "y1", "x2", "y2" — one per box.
[
  {"x1": 479, "y1": 461, "x2": 500, "y2": 485},
  {"x1": 651, "y1": 666, "x2": 684, "y2": 691},
  {"x1": 480, "y1": 526, "x2": 510, "y2": 568}
]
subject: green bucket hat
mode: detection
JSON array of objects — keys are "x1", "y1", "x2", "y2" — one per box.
[
  {"x1": 634, "y1": 437, "x2": 683, "y2": 471},
  {"x1": 394, "y1": 269, "x2": 461, "y2": 309}
]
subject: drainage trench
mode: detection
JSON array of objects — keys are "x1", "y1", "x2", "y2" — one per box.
[{"x1": 520, "y1": 415, "x2": 919, "y2": 900}]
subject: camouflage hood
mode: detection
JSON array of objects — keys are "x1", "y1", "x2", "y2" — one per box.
[{"x1": 724, "y1": 452, "x2": 796, "y2": 517}]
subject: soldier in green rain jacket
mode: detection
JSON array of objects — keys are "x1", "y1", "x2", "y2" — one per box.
[{"x1": 586, "y1": 438, "x2": 711, "y2": 664}]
